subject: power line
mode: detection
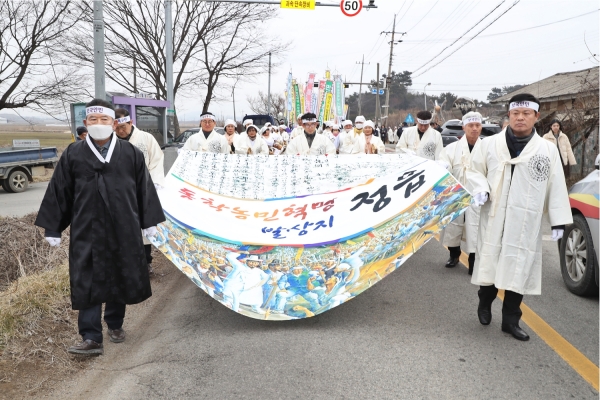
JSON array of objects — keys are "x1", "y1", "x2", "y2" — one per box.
[
  {"x1": 404, "y1": 0, "x2": 441, "y2": 32},
  {"x1": 413, "y1": 0, "x2": 521, "y2": 78},
  {"x1": 412, "y1": 0, "x2": 506, "y2": 73}
]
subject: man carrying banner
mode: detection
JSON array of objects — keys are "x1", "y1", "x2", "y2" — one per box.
[
  {"x1": 234, "y1": 124, "x2": 270, "y2": 155},
  {"x1": 439, "y1": 111, "x2": 483, "y2": 275},
  {"x1": 395, "y1": 111, "x2": 443, "y2": 160},
  {"x1": 468, "y1": 93, "x2": 572, "y2": 341},
  {"x1": 286, "y1": 113, "x2": 336, "y2": 155},
  {"x1": 35, "y1": 99, "x2": 165, "y2": 355},
  {"x1": 338, "y1": 117, "x2": 364, "y2": 155},
  {"x1": 114, "y1": 108, "x2": 165, "y2": 274},
  {"x1": 183, "y1": 112, "x2": 229, "y2": 153},
  {"x1": 358, "y1": 120, "x2": 385, "y2": 154}
]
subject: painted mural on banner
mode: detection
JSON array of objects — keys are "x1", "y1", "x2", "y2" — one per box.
[{"x1": 150, "y1": 151, "x2": 472, "y2": 320}]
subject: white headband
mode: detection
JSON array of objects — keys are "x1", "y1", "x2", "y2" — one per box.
[
  {"x1": 200, "y1": 114, "x2": 215, "y2": 121},
  {"x1": 417, "y1": 118, "x2": 431, "y2": 124},
  {"x1": 86, "y1": 106, "x2": 115, "y2": 119},
  {"x1": 116, "y1": 116, "x2": 131, "y2": 124},
  {"x1": 302, "y1": 118, "x2": 317, "y2": 123},
  {"x1": 462, "y1": 117, "x2": 482, "y2": 125},
  {"x1": 509, "y1": 101, "x2": 539, "y2": 112}
]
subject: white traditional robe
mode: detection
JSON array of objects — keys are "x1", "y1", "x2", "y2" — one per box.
[
  {"x1": 128, "y1": 126, "x2": 165, "y2": 187},
  {"x1": 358, "y1": 134, "x2": 386, "y2": 154},
  {"x1": 290, "y1": 126, "x2": 304, "y2": 139},
  {"x1": 286, "y1": 132, "x2": 336, "y2": 155},
  {"x1": 233, "y1": 134, "x2": 270, "y2": 155},
  {"x1": 395, "y1": 126, "x2": 443, "y2": 160},
  {"x1": 182, "y1": 129, "x2": 229, "y2": 153},
  {"x1": 224, "y1": 132, "x2": 240, "y2": 153},
  {"x1": 338, "y1": 129, "x2": 364, "y2": 154},
  {"x1": 439, "y1": 136, "x2": 481, "y2": 253},
  {"x1": 280, "y1": 131, "x2": 290, "y2": 143},
  {"x1": 467, "y1": 131, "x2": 572, "y2": 295},
  {"x1": 388, "y1": 128, "x2": 397, "y2": 143}
]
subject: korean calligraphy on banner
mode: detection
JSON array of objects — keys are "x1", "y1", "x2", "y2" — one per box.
[{"x1": 151, "y1": 151, "x2": 472, "y2": 320}]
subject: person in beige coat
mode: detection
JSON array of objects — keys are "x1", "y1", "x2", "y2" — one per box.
[{"x1": 542, "y1": 119, "x2": 576, "y2": 175}]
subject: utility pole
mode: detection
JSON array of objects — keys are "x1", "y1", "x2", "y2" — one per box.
[
  {"x1": 267, "y1": 52, "x2": 272, "y2": 117},
  {"x1": 375, "y1": 63, "x2": 380, "y2": 125},
  {"x1": 356, "y1": 55, "x2": 369, "y2": 115},
  {"x1": 382, "y1": 14, "x2": 406, "y2": 125},
  {"x1": 93, "y1": 0, "x2": 105, "y2": 100}
]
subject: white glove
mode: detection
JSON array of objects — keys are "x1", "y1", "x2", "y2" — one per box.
[
  {"x1": 154, "y1": 183, "x2": 163, "y2": 191},
  {"x1": 45, "y1": 237, "x2": 61, "y2": 247},
  {"x1": 473, "y1": 192, "x2": 489, "y2": 207},
  {"x1": 436, "y1": 160, "x2": 450, "y2": 170},
  {"x1": 143, "y1": 226, "x2": 157, "y2": 238},
  {"x1": 551, "y1": 229, "x2": 564, "y2": 241}
]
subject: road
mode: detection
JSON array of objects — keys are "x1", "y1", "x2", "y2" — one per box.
[
  {"x1": 51, "y1": 219, "x2": 598, "y2": 399},
  {"x1": 0, "y1": 181, "x2": 48, "y2": 217}
]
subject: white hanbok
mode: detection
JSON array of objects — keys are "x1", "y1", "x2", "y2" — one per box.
[
  {"x1": 290, "y1": 126, "x2": 304, "y2": 139},
  {"x1": 358, "y1": 134, "x2": 386, "y2": 154},
  {"x1": 388, "y1": 128, "x2": 397, "y2": 143},
  {"x1": 439, "y1": 136, "x2": 481, "y2": 253},
  {"x1": 338, "y1": 129, "x2": 364, "y2": 154},
  {"x1": 233, "y1": 134, "x2": 270, "y2": 155},
  {"x1": 128, "y1": 126, "x2": 165, "y2": 187},
  {"x1": 286, "y1": 132, "x2": 336, "y2": 155},
  {"x1": 467, "y1": 131, "x2": 572, "y2": 295},
  {"x1": 224, "y1": 132, "x2": 240, "y2": 154},
  {"x1": 395, "y1": 126, "x2": 443, "y2": 160},
  {"x1": 182, "y1": 129, "x2": 229, "y2": 153}
]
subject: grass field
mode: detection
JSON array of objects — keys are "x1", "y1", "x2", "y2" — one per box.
[{"x1": 0, "y1": 131, "x2": 74, "y2": 148}]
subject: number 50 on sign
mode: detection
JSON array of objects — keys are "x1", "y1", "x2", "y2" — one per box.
[{"x1": 340, "y1": 0, "x2": 362, "y2": 17}]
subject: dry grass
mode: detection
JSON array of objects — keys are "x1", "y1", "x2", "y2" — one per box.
[
  {"x1": 0, "y1": 130, "x2": 73, "y2": 148},
  {"x1": 0, "y1": 213, "x2": 70, "y2": 291}
]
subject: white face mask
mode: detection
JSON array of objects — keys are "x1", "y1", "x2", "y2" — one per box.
[
  {"x1": 355, "y1": 123, "x2": 364, "y2": 129},
  {"x1": 87, "y1": 124, "x2": 113, "y2": 140}
]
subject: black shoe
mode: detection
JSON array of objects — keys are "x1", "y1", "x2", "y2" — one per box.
[
  {"x1": 445, "y1": 257, "x2": 460, "y2": 268},
  {"x1": 107, "y1": 328, "x2": 126, "y2": 343},
  {"x1": 477, "y1": 303, "x2": 492, "y2": 325},
  {"x1": 68, "y1": 339, "x2": 104, "y2": 355},
  {"x1": 502, "y1": 324, "x2": 530, "y2": 341}
]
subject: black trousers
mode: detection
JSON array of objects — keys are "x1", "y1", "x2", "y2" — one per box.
[
  {"x1": 144, "y1": 244, "x2": 153, "y2": 264},
  {"x1": 478, "y1": 285, "x2": 523, "y2": 325},
  {"x1": 448, "y1": 247, "x2": 476, "y2": 270},
  {"x1": 78, "y1": 302, "x2": 126, "y2": 343}
]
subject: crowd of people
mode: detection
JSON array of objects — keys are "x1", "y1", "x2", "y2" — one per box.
[{"x1": 35, "y1": 90, "x2": 575, "y2": 356}]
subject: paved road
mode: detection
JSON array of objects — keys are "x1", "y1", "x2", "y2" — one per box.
[
  {"x1": 53, "y1": 220, "x2": 598, "y2": 399},
  {"x1": 0, "y1": 181, "x2": 48, "y2": 217}
]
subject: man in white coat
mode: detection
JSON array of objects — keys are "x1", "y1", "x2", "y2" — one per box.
[
  {"x1": 286, "y1": 113, "x2": 336, "y2": 156},
  {"x1": 338, "y1": 116, "x2": 365, "y2": 155},
  {"x1": 467, "y1": 93, "x2": 572, "y2": 341},
  {"x1": 439, "y1": 111, "x2": 482, "y2": 275},
  {"x1": 233, "y1": 125, "x2": 270, "y2": 155},
  {"x1": 395, "y1": 110, "x2": 444, "y2": 160},
  {"x1": 358, "y1": 120, "x2": 386, "y2": 154},
  {"x1": 290, "y1": 116, "x2": 304, "y2": 139},
  {"x1": 182, "y1": 112, "x2": 229, "y2": 153},
  {"x1": 114, "y1": 108, "x2": 165, "y2": 273}
]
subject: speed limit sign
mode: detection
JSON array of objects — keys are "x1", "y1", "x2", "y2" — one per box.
[{"x1": 340, "y1": 0, "x2": 362, "y2": 17}]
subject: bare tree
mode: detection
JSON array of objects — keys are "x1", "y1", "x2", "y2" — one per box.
[
  {"x1": 0, "y1": 0, "x2": 88, "y2": 118},
  {"x1": 246, "y1": 91, "x2": 286, "y2": 116},
  {"x1": 65, "y1": 1, "x2": 286, "y2": 134}
]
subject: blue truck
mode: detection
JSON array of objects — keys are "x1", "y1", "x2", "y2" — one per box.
[{"x1": 0, "y1": 146, "x2": 59, "y2": 193}]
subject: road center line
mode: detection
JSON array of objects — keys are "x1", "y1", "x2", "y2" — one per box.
[{"x1": 453, "y1": 248, "x2": 599, "y2": 391}]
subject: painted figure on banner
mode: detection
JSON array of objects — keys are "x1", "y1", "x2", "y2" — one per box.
[
  {"x1": 183, "y1": 111, "x2": 229, "y2": 153},
  {"x1": 234, "y1": 124, "x2": 270, "y2": 155},
  {"x1": 439, "y1": 111, "x2": 483, "y2": 275},
  {"x1": 286, "y1": 113, "x2": 336, "y2": 156},
  {"x1": 467, "y1": 93, "x2": 572, "y2": 341},
  {"x1": 358, "y1": 120, "x2": 386, "y2": 154},
  {"x1": 396, "y1": 110, "x2": 444, "y2": 160}
]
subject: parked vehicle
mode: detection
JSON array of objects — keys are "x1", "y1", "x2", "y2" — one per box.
[
  {"x1": 0, "y1": 147, "x2": 59, "y2": 193},
  {"x1": 442, "y1": 136, "x2": 459, "y2": 147},
  {"x1": 441, "y1": 120, "x2": 502, "y2": 141},
  {"x1": 161, "y1": 127, "x2": 225, "y2": 149},
  {"x1": 559, "y1": 162, "x2": 599, "y2": 296},
  {"x1": 242, "y1": 114, "x2": 278, "y2": 130}
]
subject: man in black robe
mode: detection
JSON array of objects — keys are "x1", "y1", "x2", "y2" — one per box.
[{"x1": 35, "y1": 99, "x2": 165, "y2": 356}]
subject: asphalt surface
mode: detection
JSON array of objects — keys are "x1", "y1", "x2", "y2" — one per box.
[
  {"x1": 52, "y1": 220, "x2": 598, "y2": 399},
  {"x1": 0, "y1": 181, "x2": 48, "y2": 217}
]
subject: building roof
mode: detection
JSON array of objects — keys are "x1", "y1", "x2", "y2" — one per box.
[{"x1": 490, "y1": 67, "x2": 599, "y2": 104}]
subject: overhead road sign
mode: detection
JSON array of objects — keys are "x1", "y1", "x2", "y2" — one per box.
[{"x1": 340, "y1": 0, "x2": 362, "y2": 16}]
